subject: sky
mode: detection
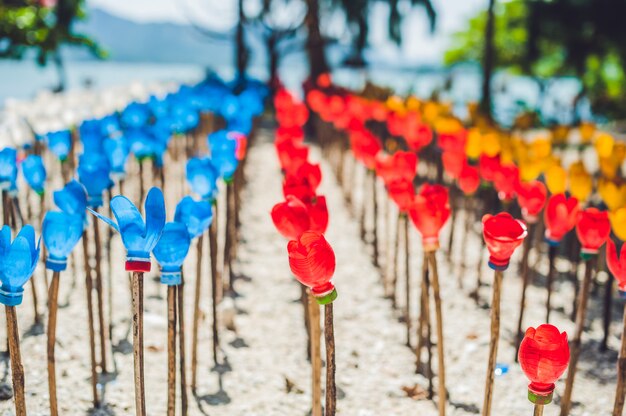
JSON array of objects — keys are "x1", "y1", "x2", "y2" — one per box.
[{"x1": 86, "y1": 0, "x2": 486, "y2": 63}]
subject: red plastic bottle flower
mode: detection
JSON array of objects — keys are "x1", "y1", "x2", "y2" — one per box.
[
  {"x1": 283, "y1": 174, "x2": 316, "y2": 203},
  {"x1": 305, "y1": 195, "x2": 329, "y2": 234},
  {"x1": 408, "y1": 184, "x2": 451, "y2": 251},
  {"x1": 271, "y1": 195, "x2": 310, "y2": 239},
  {"x1": 606, "y1": 239, "x2": 626, "y2": 296},
  {"x1": 441, "y1": 150, "x2": 465, "y2": 180},
  {"x1": 544, "y1": 194, "x2": 579, "y2": 244},
  {"x1": 276, "y1": 140, "x2": 309, "y2": 173},
  {"x1": 288, "y1": 231, "x2": 337, "y2": 304},
  {"x1": 493, "y1": 163, "x2": 519, "y2": 202},
  {"x1": 387, "y1": 178, "x2": 415, "y2": 213},
  {"x1": 518, "y1": 324, "x2": 570, "y2": 404},
  {"x1": 458, "y1": 163, "x2": 480, "y2": 195},
  {"x1": 349, "y1": 127, "x2": 382, "y2": 170},
  {"x1": 576, "y1": 207, "x2": 610, "y2": 256},
  {"x1": 516, "y1": 180, "x2": 548, "y2": 223},
  {"x1": 405, "y1": 122, "x2": 433, "y2": 151},
  {"x1": 375, "y1": 151, "x2": 417, "y2": 184},
  {"x1": 482, "y1": 212, "x2": 528, "y2": 270},
  {"x1": 479, "y1": 154, "x2": 501, "y2": 182}
]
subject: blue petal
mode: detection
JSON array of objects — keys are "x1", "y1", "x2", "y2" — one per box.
[
  {"x1": 143, "y1": 187, "x2": 166, "y2": 252},
  {"x1": 54, "y1": 180, "x2": 88, "y2": 217},
  {"x1": 0, "y1": 225, "x2": 11, "y2": 260},
  {"x1": 153, "y1": 222, "x2": 191, "y2": 269},
  {"x1": 43, "y1": 211, "x2": 84, "y2": 259},
  {"x1": 110, "y1": 196, "x2": 144, "y2": 249}
]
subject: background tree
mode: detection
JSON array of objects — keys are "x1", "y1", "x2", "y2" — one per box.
[{"x1": 0, "y1": 0, "x2": 105, "y2": 92}]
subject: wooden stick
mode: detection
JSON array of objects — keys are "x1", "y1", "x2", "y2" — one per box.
[
  {"x1": 167, "y1": 285, "x2": 176, "y2": 416},
  {"x1": 602, "y1": 273, "x2": 613, "y2": 351},
  {"x1": 560, "y1": 258, "x2": 594, "y2": 416},
  {"x1": 482, "y1": 270, "x2": 503, "y2": 416},
  {"x1": 613, "y1": 303, "x2": 626, "y2": 415},
  {"x1": 429, "y1": 251, "x2": 447, "y2": 415},
  {"x1": 371, "y1": 170, "x2": 379, "y2": 268},
  {"x1": 223, "y1": 182, "x2": 235, "y2": 294},
  {"x1": 534, "y1": 404, "x2": 544, "y2": 416},
  {"x1": 514, "y1": 224, "x2": 539, "y2": 361},
  {"x1": 415, "y1": 251, "x2": 434, "y2": 397},
  {"x1": 6, "y1": 305, "x2": 26, "y2": 416},
  {"x1": 404, "y1": 215, "x2": 411, "y2": 348},
  {"x1": 92, "y1": 207, "x2": 108, "y2": 374},
  {"x1": 191, "y1": 235, "x2": 204, "y2": 390},
  {"x1": 389, "y1": 212, "x2": 401, "y2": 308},
  {"x1": 545, "y1": 244, "x2": 557, "y2": 323},
  {"x1": 324, "y1": 303, "x2": 336, "y2": 416},
  {"x1": 47, "y1": 271, "x2": 61, "y2": 416},
  {"x1": 138, "y1": 160, "x2": 145, "y2": 207},
  {"x1": 359, "y1": 168, "x2": 367, "y2": 242},
  {"x1": 82, "y1": 234, "x2": 100, "y2": 408},
  {"x1": 107, "y1": 188, "x2": 115, "y2": 355},
  {"x1": 131, "y1": 271, "x2": 146, "y2": 416},
  {"x1": 308, "y1": 293, "x2": 322, "y2": 416},
  {"x1": 446, "y1": 194, "x2": 457, "y2": 262},
  {"x1": 209, "y1": 204, "x2": 221, "y2": 354},
  {"x1": 177, "y1": 274, "x2": 188, "y2": 416}
]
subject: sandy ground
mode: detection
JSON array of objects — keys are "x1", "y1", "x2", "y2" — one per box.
[{"x1": 0, "y1": 124, "x2": 621, "y2": 415}]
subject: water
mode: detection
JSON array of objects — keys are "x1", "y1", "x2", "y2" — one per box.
[{"x1": 0, "y1": 59, "x2": 588, "y2": 126}]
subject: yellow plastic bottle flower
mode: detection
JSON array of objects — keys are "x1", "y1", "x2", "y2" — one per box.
[
  {"x1": 599, "y1": 157, "x2": 620, "y2": 180},
  {"x1": 531, "y1": 137, "x2": 552, "y2": 159},
  {"x1": 594, "y1": 132, "x2": 614, "y2": 158},
  {"x1": 568, "y1": 161, "x2": 593, "y2": 202},
  {"x1": 406, "y1": 96, "x2": 421, "y2": 112},
  {"x1": 481, "y1": 131, "x2": 502, "y2": 157},
  {"x1": 610, "y1": 208, "x2": 626, "y2": 241},
  {"x1": 545, "y1": 162, "x2": 567, "y2": 195},
  {"x1": 598, "y1": 179, "x2": 626, "y2": 211},
  {"x1": 579, "y1": 121, "x2": 596, "y2": 144},
  {"x1": 466, "y1": 128, "x2": 482, "y2": 160},
  {"x1": 551, "y1": 125, "x2": 570, "y2": 146}
]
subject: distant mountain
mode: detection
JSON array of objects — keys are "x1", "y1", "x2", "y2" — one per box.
[{"x1": 67, "y1": 8, "x2": 266, "y2": 67}]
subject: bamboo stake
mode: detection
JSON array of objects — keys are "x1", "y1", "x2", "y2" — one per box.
[
  {"x1": 534, "y1": 404, "x2": 544, "y2": 416},
  {"x1": 167, "y1": 286, "x2": 176, "y2": 416},
  {"x1": 482, "y1": 270, "x2": 503, "y2": 416},
  {"x1": 47, "y1": 271, "x2": 61, "y2": 416},
  {"x1": 404, "y1": 215, "x2": 411, "y2": 347},
  {"x1": 308, "y1": 293, "x2": 322, "y2": 416},
  {"x1": 191, "y1": 235, "x2": 204, "y2": 390},
  {"x1": 429, "y1": 252, "x2": 447, "y2": 415},
  {"x1": 92, "y1": 207, "x2": 108, "y2": 374},
  {"x1": 131, "y1": 271, "x2": 146, "y2": 416},
  {"x1": 82, "y1": 234, "x2": 100, "y2": 408},
  {"x1": 514, "y1": 224, "x2": 539, "y2": 360},
  {"x1": 6, "y1": 305, "x2": 26, "y2": 416},
  {"x1": 177, "y1": 273, "x2": 188, "y2": 416},
  {"x1": 324, "y1": 303, "x2": 336, "y2": 416},
  {"x1": 612, "y1": 302, "x2": 626, "y2": 415},
  {"x1": 559, "y1": 258, "x2": 595, "y2": 416}
]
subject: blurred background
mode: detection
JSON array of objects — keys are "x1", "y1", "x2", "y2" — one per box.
[{"x1": 3, "y1": 0, "x2": 624, "y2": 126}]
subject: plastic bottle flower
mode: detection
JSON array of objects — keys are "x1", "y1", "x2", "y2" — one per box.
[
  {"x1": 77, "y1": 153, "x2": 112, "y2": 208},
  {"x1": 174, "y1": 196, "x2": 213, "y2": 239},
  {"x1": 493, "y1": 163, "x2": 519, "y2": 202},
  {"x1": 276, "y1": 140, "x2": 309, "y2": 174},
  {"x1": 0, "y1": 148, "x2": 18, "y2": 191},
  {"x1": 42, "y1": 211, "x2": 83, "y2": 271},
  {"x1": 610, "y1": 208, "x2": 626, "y2": 241},
  {"x1": 479, "y1": 154, "x2": 501, "y2": 183},
  {"x1": 607, "y1": 239, "x2": 626, "y2": 297},
  {"x1": 104, "y1": 138, "x2": 130, "y2": 180},
  {"x1": 272, "y1": 195, "x2": 311, "y2": 239},
  {"x1": 458, "y1": 163, "x2": 480, "y2": 195},
  {"x1": 375, "y1": 151, "x2": 417, "y2": 184},
  {"x1": 544, "y1": 194, "x2": 579, "y2": 244},
  {"x1": 349, "y1": 127, "x2": 382, "y2": 170},
  {"x1": 22, "y1": 155, "x2": 47, "y2": 195},
  {"x1": 46, "y1": 130, "x2": 72, "y2": 162},
  {"x1": 90, "y1": 187, "x2": 166, "y2": 272},
  {"x1": 482, "y1": 212, "x2": 528, "y2": 270},
  {"x1": 518, "y1": 324, "x2": 570, "y2": 404},
  {"x1": 568, "y1": 161, "x2": 592, "y2": 203},
  {"x1": 545, "y1": 163, "x2": 567, "y2": 195},
  {"x1": 283, "y1": 173, "x2": 317, "y2": 203},
  {"x1": 0, "y1": 225, "x2": 41, "y2": 306},
  {"x1": 516, "y1": 180, "x2": 547, "y2": 223},
  {"x1": 153, "y1": 222, "x2": 192, "y2": 285},
  {"x1": 408, "y1": 184, "x2": 450, "y2": 251},
  {"x1": 288, "y1": 231, "x2": 337, "y2": 304},
  {"x1": 305, "y1": 195, "x2": 329, "y2": 234},
  {"x1": 387, "y1": 178, "x2": 415, "y2": 213},
  {"x1": 53, "y1": 180, "x2": 88, "y2": 221},
  {"x1": 576, "y1": 208, "x2": 610, "y2": 257},
  {"x1": 209, "y1": 130, "x2": 239, "y2": 181},
  {"x1": 598, "y1": 179, "x2": 626, "y2": 212},
  {"x1": 442, "y1": 150, "x2": 466, "y2": 180},
  {"x1": 186, "y1": 157, "x2": 219, "y2": 202}
]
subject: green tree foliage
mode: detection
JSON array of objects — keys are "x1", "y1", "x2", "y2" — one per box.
[
  {"x1": 0, "y1": 0, "x2": 104, "y2": 90},
  {"x1": 445, "y1": 0, "x2": 626, "y2": 119}
]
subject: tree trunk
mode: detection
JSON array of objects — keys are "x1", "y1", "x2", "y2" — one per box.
[
  {"x1": 235, "y1": 0, "x2": 248, "y2": 87},
  {"x1": 304, "y1": 0, "x2": 329, "y2": 81},
  {"x1": 480, "y1": 0, "x2": 496, "y2": 118}
]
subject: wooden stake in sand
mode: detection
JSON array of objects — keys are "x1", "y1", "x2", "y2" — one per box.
[
  {"x1": 481, "y1": 213, "x2": 527, "y2": 416},
  {"x1": 90, "y1": 187, "x2": 167, "y2": 416},
  {"x1": 92, "y1": 207, "x2": 109, "y2": 374},
  {"x1": 606, "y1": 239, "x2": 626, "y2": 415},
  {"x1": 167, "y1": 285, "x2": 177, "y2": 416},
  {"x1": 82, "y1": 232, "x2": 100, "y2": 409},
  {"x1": 42, "y1": 211, "x2": 84, "y2": 416},
  {"x1": 308, "y1": 292, "x2": 322, "y2": 416},
  {"x1": 560, "y1": 208, "x2": 610, "y2": 416},
  {"x1": 513, "y1": 223, "x2": 538, "y2": 360},
  {"x1": 0, "y1": 224, "x2": 41, "y2": 416},
  {"x1": 191, "y1": 235, "x2": 204, "y2": 390},
  {"x1": 287, "y1": 232, "x2": 338, "y2": 416}
]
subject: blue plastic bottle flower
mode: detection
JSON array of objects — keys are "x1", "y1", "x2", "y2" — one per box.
[
  {"x1": 53, "y1": 180, "x2": 88, "y2": 220},
  {"x1": 174, "y1": 196, "x2": 213, "y2": 239},
  {"x1": 0, "y1": 148, "x2": 18, "y2": 192},
  {"x1": 208, "y1": 131, "x2": 239, "y2": 181},
  {"x1": 121, "y1": 102, "x2": 150, "y2": 129},
  {"x1": 0, "y1": 225, "x2": 40, "y2": 306},
  {"x1": 103, "y1": 138, "x2": 130, "y2": 179},
  {"x1": 153, "y1": 222, "x2": 191, "y2": 285},
  {"x1": 42, "y1": 211, "x2": 83, "y2": 272},
  {"x1": 78, "y1": 153, "x2": 112, "y2": 208},
  {"x1": 90, "y1": 187, "x2": 166, "y2": 272},
  {"x1": 46, "y1": 130, "x2": 72, "y2": 161},
  {"x1": 22, "y1": 155, "x2": 47, "y2": 195},
  {"x1": 79, "y1": 119, "x2": 105, "y2": 153},
  {"x1": 186, "y1": 157, "x2": 219, "y2": 201}
]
